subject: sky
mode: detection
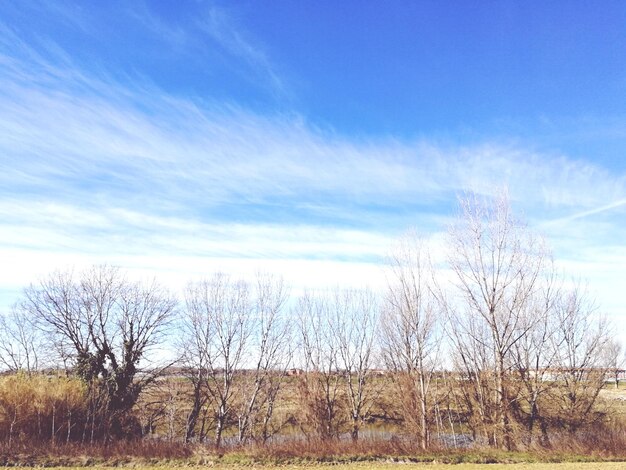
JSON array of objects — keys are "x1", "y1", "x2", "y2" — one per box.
[{"x1": 0, "y1": 1, "x2": 625, "y2": 336}]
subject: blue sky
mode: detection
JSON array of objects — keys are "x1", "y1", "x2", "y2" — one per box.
[{"x1": 1, "y1": 1, "x2": 626, "y2": 333}]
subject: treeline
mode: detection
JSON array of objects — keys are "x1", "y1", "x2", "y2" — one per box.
[{"x1": 0, "y1": 193, "x2": 622, "y2": 452}]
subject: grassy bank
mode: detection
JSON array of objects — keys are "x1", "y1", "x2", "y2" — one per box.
[
  {"x1": 1, "y1": 443, "x2": 626, "y2": 468},
  {"x1": 2, "y1": 463, "x2": 626, "y2": 470}
]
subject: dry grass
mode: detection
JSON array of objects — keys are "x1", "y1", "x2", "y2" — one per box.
[
  {"x1": 0, "y1": 437, "x2": 625, "y2": 467},
  {"x1": 0, "y1": 441, "x2": 192, "y2": 467},
  {"x1": 598, "y1": 382, "x2": 626, "y2": 420},
  {"x1": 1, "y1": 463, "x2": 626, "y2": 469},
  {"x1": 0, "y1": 425, "x2": 625, "y2": 466}
]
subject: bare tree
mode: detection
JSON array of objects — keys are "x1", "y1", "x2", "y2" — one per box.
[
  {"x1": 183, "y1": 273, "x2": 253, "y2": 448},
  {"x1": 447, "y1": 303, "x2": 497, "y2": 444},
  {"x1": 236, "y1": 273, "x2": 292, "y2": 444},
  {"x1": 0, "y1": 306, "x2": 42, "y2": 374},
  {"x1": 331, "y1": 287, "x2": 380, "y2": 441},
  {"x1": 550, "y1": 285, "x2": 614, "y2": 433},
  {"x1": 381, "y1": 234, "x2": 441, "y2": 449},
  {"x1": 179, "y1": 314, "x2": 212, "y2": 443},
  {"x1": 510, "y1": 265, "x2": 561, "y2": 446},
  {"x1": 297, "y1": 291, "x2": 343, "y2": 440},
  {"x1": 21, "y1": 265, "x2": 177, "y2": 438},
  {"x1": 447, "y1": 192, "x2": 548, "y2": 449}
]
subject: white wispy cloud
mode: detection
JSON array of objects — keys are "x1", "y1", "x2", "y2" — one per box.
[
  {"x1": 1, "y1": 17, "x2": 626, "y2": 334},
  {"x1": 2, "y1": 17, "x2": 624, "y2": 217},
  {"x1": 201, "y1": 5, "x2": 289, "y2": 99}
]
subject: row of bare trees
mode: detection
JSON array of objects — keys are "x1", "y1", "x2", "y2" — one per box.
[
  {"x1": 180, "y1": 273, "x2": 292, "y2": 446},
  {"x1": 0, "y1": 192, "x2": 621, "y2": 449},
  {"x1": 297, "y1": 288, "x2": 380, "y2": 441},
  {"x1": 443, "y1": 194, "x2": 619, "y2": 449}
]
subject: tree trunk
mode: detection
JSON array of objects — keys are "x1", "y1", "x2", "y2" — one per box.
[
  {"x1": 185, "y1": 377, "x2": 204, "y2": 443},
  {"x1": 215, "y1": 402, "x2": 226, "y2": 448},
  {"x1": 351, "y1": 415, "x2": 359, "y2": 442}
]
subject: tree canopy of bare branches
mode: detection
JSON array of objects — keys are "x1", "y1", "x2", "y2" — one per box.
[
  {"x1": 550, "y1": 285, "x2": 614, "y2": 432},
  {"x1": 21, "y1": 265, "x2": 176, "y2": 437},
  {"x1": 236, "y1": 273, "x2": 292, "y2": 444},
  {"x1": 331, "y1": 287, "x2": 380, "y2": 441},
  {"x1": 381, "y1": 233, "x2": 441, "y2": 449},
  {"x1": 446, "y1": 192, "x2": 549, "y2": 449},
  {"x1": 0, "y1": 306, "x2": 43, "y2": 374},
  {"x1": 296, "y1": 291, "x2": 343, "y2": 440},
  {"x1": 181, "y1": 273, "x2": 292, "y2": 447},
  {"x1": 182, "y1": 273, "x2": 252, "y2": 447}
]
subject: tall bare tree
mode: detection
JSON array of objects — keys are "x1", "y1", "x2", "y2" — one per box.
[
  {"x1": 447, "y1": 302, "x2": 497, "y2": 444},
  {"x1": 381, "y1": 234, "x2": 441, "y2": 449},
  {"x1": 331, "y1": 287, "x2": 380, "y2": 441},
  {"x1": 297, "y1": 291, "x2": 343, "y2": 440},
  {"x1": 236, "y1": 273, "x2": 292, "y2": 444},
  {"x1": 510, "y1": 265, "x2": 561, "y2": 446},
  {"x1": 21, "y1": 265, "x2": 177, "y2": 438},
  {"x1": 447, "y1": 192, "x2": 548, "y2": 449},
  {"x1": 183, "y1": 273, "x2": 253, "y2": 447}
]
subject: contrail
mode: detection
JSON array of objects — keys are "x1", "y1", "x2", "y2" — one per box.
[{"x1": 553, "y1": 198, "x2": 626, "y2": 224}]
